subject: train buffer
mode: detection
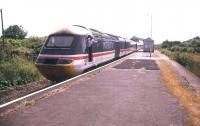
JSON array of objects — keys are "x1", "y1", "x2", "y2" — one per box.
[{"x1": 0, "y1": 51, "x2": 188, "y2": 126}]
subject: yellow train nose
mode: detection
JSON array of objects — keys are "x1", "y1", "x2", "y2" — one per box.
[{"x1": 35, "y1": 64, "x2": 77, "y2": 82}]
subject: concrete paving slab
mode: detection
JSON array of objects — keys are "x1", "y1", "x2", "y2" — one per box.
[{"x1": 0, "y1": 52, "x2": 188, "y2": 126}]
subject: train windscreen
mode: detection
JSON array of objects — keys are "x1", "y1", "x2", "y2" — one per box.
[{"x1": 45, "y1": 35, "x2": 74, "y2": 48}]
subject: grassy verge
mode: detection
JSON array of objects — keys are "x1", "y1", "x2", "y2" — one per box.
[
  {"x1": 0, "y1": 37, "x2": 44, "y2": 90},
  {"x1": 159, "y1": 49, "x2": 200, "y2": 77},
  {"x1": 158, "y1": 60, "x2": 200, "y2": 126},
  {"x1": 0, "y1": 58, "x2": 41, "y2": 90}
]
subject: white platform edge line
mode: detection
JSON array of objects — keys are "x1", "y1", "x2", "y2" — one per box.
[{"x1": 0, "y1": 54, "x2": 129, "y2": 109}]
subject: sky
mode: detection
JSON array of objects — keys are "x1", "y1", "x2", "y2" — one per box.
[{"x1": 1, "y1": 0, "x2": 200, "y2": 44}]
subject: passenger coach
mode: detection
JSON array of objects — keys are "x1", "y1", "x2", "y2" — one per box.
[{"x1": 35, "y1": 25, "x2": 137, "y2": 81}]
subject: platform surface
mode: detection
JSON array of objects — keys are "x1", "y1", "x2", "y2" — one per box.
[{"x1": 0, "y1": 52, "x2": 188, "y2": 126}]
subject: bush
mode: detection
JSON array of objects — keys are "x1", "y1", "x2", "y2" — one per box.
[
  {"x1": 161, "y1": 50, "x2": 200, "y2": 77},
  {"x1": 0, "y1": 72, "x2": 4, "y2": 80},
  {"x1": 187, "y1": 48, "x2": 195, "y2": 53},
  {"x1": 169, "y1": 47, "x2": 176, "y2": 52},
  {"x1": 194, "y1": 47, "x2": 200, "y2": 53},
  {"x1": 0, "y1": 38, "x2": 44, "y2": 61},
  {"x1": 0, "y1": 37, "x2": 44, "y2": 90},
  {"x1": 161, "y1": 36, "x2": 200, "y2": 54},
  {"x1": 174, "y1": 54, "x2": 193, "y2": 69},
  {"x1": 169, "y1": 46, "x2": 181, "y2": 52},
  {"x1": 179, "y1": 47, "x2": 188, "y2": 52},
  {"x1": 0, "y1": 58, "x2": 41, "y2": 89},
  {"x1": 160, "y1": 49, "x2": 173, "y2": 58}
]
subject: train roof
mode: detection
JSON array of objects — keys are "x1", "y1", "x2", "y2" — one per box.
[
  {"x1": 88, "y1": 29, "x2": 118, "y2": 40},
  {"x1": 50, "y1": 25, "x2": 121, "y2": 41},
  {"x1": 51, "y1": 25, "x2": 92, "y2": 36},
  {"x1": 104, "y1": 33, "x2": 119, "y2": 40},
  {"x1": 118, "y1": 37, "x2": 125, "y2": 41},
  {"x1": 89, "y1": 28, "x2": 108, "y2": 38}
]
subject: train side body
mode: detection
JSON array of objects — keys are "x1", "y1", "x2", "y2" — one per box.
[{"x1": 35, "y1": 26, "x2": 136, "y2": 81}]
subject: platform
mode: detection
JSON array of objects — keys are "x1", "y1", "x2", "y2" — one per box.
[{"x1": 0, "y1": 52, "x2": 188, "y2": 126}]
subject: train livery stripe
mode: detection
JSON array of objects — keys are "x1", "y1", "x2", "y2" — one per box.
[
  {"x1": 93, "y1": 51, "x2": 114, "y2": 57},
  {"x1": 39, "y1": 50, "x2": 115, "y2": 60},
  {"x1": 121, "y1": 48, "x2": 133, "y2": 52}
]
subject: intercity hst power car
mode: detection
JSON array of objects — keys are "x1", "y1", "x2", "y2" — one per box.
[{"x1": 35, "y1": 25, "x2": 137, "y2": 81}]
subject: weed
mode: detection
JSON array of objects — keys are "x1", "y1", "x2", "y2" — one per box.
[{"x1": 158, "y1": 60, "x2": 200, "y2": 126}]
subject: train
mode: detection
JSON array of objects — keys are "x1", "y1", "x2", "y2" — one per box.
[{"x1": 35, "y1": 25, "x2": 138, "y2": 81}]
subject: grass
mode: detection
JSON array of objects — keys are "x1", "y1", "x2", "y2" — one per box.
[
  {"x1": 0, "y1": 58, "x2": 41, "y2": 89},
  {"x1": 159, "y1": 49, "x2": 200, "y2": 77},
  {"x1": 0, "y1": 37, "x2": 44, "y2": 90},
  {"x1": 158, "y1": 60, "x2": 200, "y2": 126}
]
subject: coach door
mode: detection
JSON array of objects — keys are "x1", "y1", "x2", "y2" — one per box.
[
  {"x1": 88, "y1": 45, "x2": 93, "y2": 62},
  {"x1": 87, "y1": 36, "x2": 93, "y2": 62},
  {"x1": 115, "y1": 42, "x2": 120, "y2": 58}
]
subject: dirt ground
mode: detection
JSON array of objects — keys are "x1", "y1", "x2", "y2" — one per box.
[{"x1": 0, "y1": 79, "x2": 51, "y2": 104}]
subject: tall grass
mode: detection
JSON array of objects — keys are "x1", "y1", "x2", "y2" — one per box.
[
  {"x1": 160, "y1": 49, "x2": 200, "y2": 77},
  {"x1": 0, "y1": 58, "x2": 41, "y2": 90},
  {"x1": 0, "y1": 37, "x2": 44, "y2": 90},
  {"x1": 158, "y1": 61, "x2": 200, "y2": 126}
]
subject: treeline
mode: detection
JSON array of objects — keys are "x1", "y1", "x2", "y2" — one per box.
[
  {"x1": 161, "y1": 36, "x2": 200, "y2": 53},
  {"x1": 160, "y1": 36, "x2": 200, "y2": 77},
  {"x1": 0, "y1": 25, "x2": 45, "y2": 89}
]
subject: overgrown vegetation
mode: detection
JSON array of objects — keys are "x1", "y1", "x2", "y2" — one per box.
[
  {"x1": 158, "y1": 61, "x2": 200, "y2": 126},
  {"x1": 161, "y1": 36, "x2": 200, "y2": 53},
  {"x1": 0, "y1": 36, "x2": 45, "y2": 90},
  {"x1": 159, "y1": 36, "x2": 200, "y2": 77},
  {"x1": 0, "y1": 59, "x2": 40, "y2": 89}
]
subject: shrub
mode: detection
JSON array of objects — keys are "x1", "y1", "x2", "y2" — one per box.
[
  {"x1": 169, "y1": 46, "x2": 181, "y2": 52},
  {"x1": 0, "y1": 38, "x2": 44, "y2": 90},
  {"x1": 179, "y1": 47, "x2": 187, "y2": 52},
  {"x1": 174, "y1": 54, "x2": 193, "y2": 69},
  {"x1": 187, "y1": 48, "x2": 195, "y2": 53},
  {"x1": 162, "y1": 50, "x2": 200, "y2": 77},
  {"x1": 0, "y1": 58, "x2": 41, "y2": 89},
  {"x1": 0, "y1": 71, "x2": 4, "y2": 80},
  {"x1": 194, "y1": 47, "x2": 200, "y2": 53},
  {"x1": 169, "y1": 47, "x2": 175, "y2": 52}
]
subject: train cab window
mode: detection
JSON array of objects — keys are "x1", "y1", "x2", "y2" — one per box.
[{"x1": 45, "y1": 35, "x2": 74, "y2": 48}]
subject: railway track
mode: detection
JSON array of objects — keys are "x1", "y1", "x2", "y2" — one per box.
[{"x1": 0, "y1": 52, "x2": 133, "y2": 110}]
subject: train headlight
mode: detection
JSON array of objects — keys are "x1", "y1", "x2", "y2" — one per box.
[
  {"x1": 57, "y1": 59, "x2": 73, "y2": 64},
  {"x1": 36, "y1": 58, "x2": 73, "y2": 65}
]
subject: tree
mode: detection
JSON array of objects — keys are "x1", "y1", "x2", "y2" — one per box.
[
  {"x1": 4, "y1": 25, "x2": 27, "y2": 39},
  {"x1": 161, "y1": 40, "x2": 171, "y2": 48}
]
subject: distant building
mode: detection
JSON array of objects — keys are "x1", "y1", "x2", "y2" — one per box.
[{"x1": 143, "y1": 37, "x2": 154, "y2": 52}]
